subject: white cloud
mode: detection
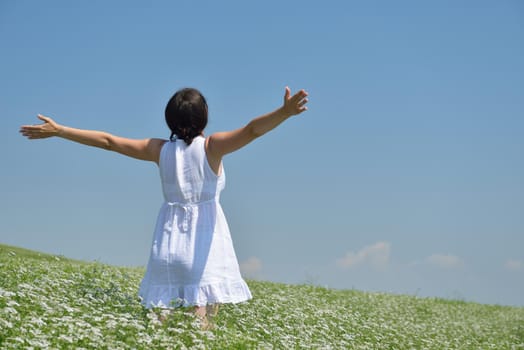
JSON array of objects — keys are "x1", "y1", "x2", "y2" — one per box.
[
  {"x1": 426, "y1": 254, "x2": 464, "y2": 269},
  {"x1": 240, "y1": 256, "x2": 263, "y2": 278},
  {"x1": 337, "y1": 241, "x2": 391, "y2": 270},
  {"x1": 504, "y1": 260, "x2": 523, "y2": 271}
]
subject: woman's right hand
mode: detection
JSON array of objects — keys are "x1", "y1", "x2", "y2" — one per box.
[
  {"x1": 20, "y1": 114, "x2": 62, "y2": 139},
  {"x1": 281, "y1": 87, "x2": 308, "y2": 117}
]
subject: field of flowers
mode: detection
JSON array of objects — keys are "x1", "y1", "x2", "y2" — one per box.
[{"x1": 1, "y1": 243, "x2": 523, "y2": 349}]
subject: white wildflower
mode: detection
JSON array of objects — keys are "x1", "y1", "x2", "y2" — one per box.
[
  {"x1": 4, "y1": 307, "x2": 18, "y2": 315},
  {"x1": 0, "y1": 319, "x2": 13, "y2": 329},
  {"x1": 6, "y1": 299, "x2": 20, "y2": 307},
  {"x1": 29, "y1": 317, "x2": 46, "y2": 327},
  {"x1": 0, "y1": 288, "x2": 16, "y2": 298},
  {"x1": 58, "y1": 334, "x2": 73, "y2": 343}
]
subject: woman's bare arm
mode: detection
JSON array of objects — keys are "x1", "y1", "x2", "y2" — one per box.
[
  {"x1": 20, "y1": 115, "x2": 165, "y2": 163},
  {"x1": 205, "y1": 87, "x2": 308, "y2": 173}
]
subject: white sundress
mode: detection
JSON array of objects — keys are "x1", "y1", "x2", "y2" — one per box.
[{"x1": 138, "y1": 136, "x2": 252, "y2": 308}]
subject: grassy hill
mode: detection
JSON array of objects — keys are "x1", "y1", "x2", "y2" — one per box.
[{"x1": 0, "y1": 244, "x2": 523, "y2": 349}]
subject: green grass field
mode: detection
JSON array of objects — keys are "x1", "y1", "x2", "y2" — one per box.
[{"x1": 1, "y1": 243, "x2": 523, "y2": 349}]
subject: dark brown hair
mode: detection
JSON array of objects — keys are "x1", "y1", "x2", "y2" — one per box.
[{"x1": 165, "y1": 88, "x2": 208, "y2": 145}]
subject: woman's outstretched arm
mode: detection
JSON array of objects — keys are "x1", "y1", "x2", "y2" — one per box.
[
  {"x1": 20, "y1": 115, "x2": 165, "y2": 163},
  {"x1": 205, "y1": 87, "x2": 308, "y2": 172}
]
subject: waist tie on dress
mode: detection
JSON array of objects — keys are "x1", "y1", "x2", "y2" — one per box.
[{"x1": 166, "y1": 198, "x2": 217, "y2": 233}]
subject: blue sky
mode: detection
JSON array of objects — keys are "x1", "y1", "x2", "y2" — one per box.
[{"x1": 1, "y1": 0, "x2": 523, "y2": 306}]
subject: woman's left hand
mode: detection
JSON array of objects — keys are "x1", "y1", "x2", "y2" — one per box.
[{"x1": 20, "y1": 114, "x2": 62, "y2": 139}]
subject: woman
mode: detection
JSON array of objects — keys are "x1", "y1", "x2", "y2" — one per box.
[{"x1": 20, "y1": 86, "x2": 309, "y2": 328}]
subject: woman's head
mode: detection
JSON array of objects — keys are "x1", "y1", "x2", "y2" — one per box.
[{"x1": 165, "y1": 88, "x2": 208, "y2": 145}]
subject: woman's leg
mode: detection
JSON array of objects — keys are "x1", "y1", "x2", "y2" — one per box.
[
  {"x1": 206, "y1": 303, "x2": 220, "y2": 318},
  {"x1": 193, "y1": 306, "x2": 212, "y2": 330},
  {"x1": 157, "y1": 308, "x2": 173, "y2": 324},
  {"x1": 193, "y1": 306, "x2": 207, "y2": 318}
]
